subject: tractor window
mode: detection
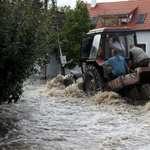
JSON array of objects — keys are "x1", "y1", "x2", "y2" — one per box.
[
  {"x1": 81, "y1": 37, "x2": 93, "y2": 58},
  {"x1": 105, "y1": 34, "x2": 134, "y2": 59},
  {"x1": 89, "y1": 34, "x2": 101, "y2": 59},
  {"x1": 97, "y1": 39, "x2": 102, "y2": 58},
  {"x1": 126, "y1": 34, "x2": 134, "y2": 56}
]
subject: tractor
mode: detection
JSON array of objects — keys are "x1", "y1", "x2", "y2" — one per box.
[{"x1": 78, "y1": 27, "x2": 150, "y2": 100}]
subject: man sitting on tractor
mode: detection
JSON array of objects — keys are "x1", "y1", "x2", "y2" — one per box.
[{"x1": 100, "y1": 49, "x2": 128, "y2": 80}]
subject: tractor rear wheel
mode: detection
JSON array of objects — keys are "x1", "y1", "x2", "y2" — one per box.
[{"x1": 85, "y1": 64, "x2": 105, "y2": 97}]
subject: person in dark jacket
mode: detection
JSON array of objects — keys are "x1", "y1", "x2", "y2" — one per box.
[{"x1": 83, "y1": 37, "x2": 93, "y2": 57}]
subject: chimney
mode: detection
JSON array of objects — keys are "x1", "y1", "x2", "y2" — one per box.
[{"x1": 91, "y1": 0, "x2": 97, "y2": 8}]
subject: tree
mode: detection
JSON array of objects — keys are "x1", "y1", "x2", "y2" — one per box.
[
  {"x1": 0, "y1": 0, "x2": 57, "y2": 104},
  {"x1": 58, "y1": 5, "x2": 71, "y2": 12},
  {"x1": 60, "y1": 0, "x2": 96, "y2": 69}
]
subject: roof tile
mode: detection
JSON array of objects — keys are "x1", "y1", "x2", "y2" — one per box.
[{"x1": 87, "y1": 0, "x2": 150, "y2": 30}]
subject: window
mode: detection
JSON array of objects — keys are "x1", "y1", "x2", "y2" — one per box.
[
  {"x1": 105, "y1": 19, "x2": 111, "y2": 26},
  {"x1": 104, "y1": 18, "x2": 119, "y2": 27},
  {"x1": 81, "y1": 36, "x2": 94, "y2": 58},
  {"x1": 112, "y1": 18, "x2": 119, "y2": 27},
  {"x1": 136, "y1": 13, "x2": 147, "y2": 24},
  {"x1": 129, "y1": 14, "x2": 133, "y2": 21},
  {"x1": 89, "y1": 34, "x2": 101, "y2": 59},
  {"x1": 105, "y1": 34, "x2": 134, "y2": 59},
  {"x1": 138, "y1": 44, "x2": 146, "y2": 52},
  {"x1": 91, "y1": 16, "x2": 98, "y2": 24},
  {"x1": 121, "y1": 18, "x2": 127, "y2": 26}
]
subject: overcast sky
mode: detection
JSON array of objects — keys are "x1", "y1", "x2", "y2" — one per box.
[{"x1": 56, "y1": 0, "x2": 128, "y2": 8}]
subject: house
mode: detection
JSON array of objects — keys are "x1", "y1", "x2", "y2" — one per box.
[{"x1": 87, "y1": 0, "x2": 150, "y2": 56}]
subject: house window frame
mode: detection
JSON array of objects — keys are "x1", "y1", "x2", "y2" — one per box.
[
  {"x1": 104, "y1": 19, "x2": 111, "y2": 27},
  {"x1": 121, "y1": 18, "x2": 127, "y2": 26},
  {"x1": 102, "y1": 15, "x2": 128, "y2": 27},
  {"x1": 91, "y1": 16, "x2": 98, "y2": 24},
  {"x1": 112, "y1": 17, "x2": 119, "y2": 27},
  {"x1": 103, "y1": 17, "x2": 119, "y2": 27},
  {"x1": 137, "y1": 42, "x2": 147, "y2": 53},
  {"x1": 136, "y1": 13, "x2": 147, "y2": 24}
]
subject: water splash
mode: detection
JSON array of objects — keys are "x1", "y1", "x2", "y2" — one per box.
[
  {"x1": 34, "y1": 75, "x2": 86, "y2": 98},
  {"x1": 90, "y1": 91, "x2": 125, "y2": 105},
  {"x1": 1, "y1": 77, "x2": 150, "y2": 150},
  {"x1": 28, "y1": 75, "x2": 150, "y2": 107},
  {"x1": 63, "y1": 78, "x2": 85, "y2": 98}
]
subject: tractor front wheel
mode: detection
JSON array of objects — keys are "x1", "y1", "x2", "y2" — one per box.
[{"x1": 85, "y1": 65, "x2": 105, "y2": 97}]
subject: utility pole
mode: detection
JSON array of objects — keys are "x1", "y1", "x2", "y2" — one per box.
[
  {"x1": 53, "y1": 0, "x2": 65, "y2": 76},
  {"x1": 44, "y1": 0, "x2": 47, "y2": 79}
]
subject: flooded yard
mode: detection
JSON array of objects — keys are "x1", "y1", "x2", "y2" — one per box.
[{"x1": 1, "y1": 76, "x2": 150, "y2": 150}]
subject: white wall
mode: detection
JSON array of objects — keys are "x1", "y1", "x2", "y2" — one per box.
[
  {"x1": 47, "y1": 52, "x2": 60, "y2": 78},
  {"x1": 41, "y1": 52, "x2": 60, "y2": 78},
  {"x1": 136, "y1": 31, "x2": 150, "y2": 56},
  {"x1": 41, "y1": 52, "x2": 82, "y2": 78}
]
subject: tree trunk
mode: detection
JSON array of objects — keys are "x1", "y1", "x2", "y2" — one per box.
[{"x1": 44, "y1": 0, "x2": 47, "y2": 10}]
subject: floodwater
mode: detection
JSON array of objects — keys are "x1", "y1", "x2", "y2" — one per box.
[{"x1": 1, "y1": 75, "x2": 150, "y2": 150}]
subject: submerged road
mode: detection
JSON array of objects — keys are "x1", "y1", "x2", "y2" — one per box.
[{"x1": 1, "y1": 77, "x2": 150, "y2": 150}]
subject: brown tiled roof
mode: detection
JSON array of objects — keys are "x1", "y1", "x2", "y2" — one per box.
[
  {"x1": 87, "y1": 0, "x2": 150, "y2": 30},
  {"x1": 99, "y1": 7, "x2": 137, "y2": 16}
]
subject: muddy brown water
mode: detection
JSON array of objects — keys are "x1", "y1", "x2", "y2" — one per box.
[{"x1": 1, "y1": 75, "x2": 150, "y2": 150}]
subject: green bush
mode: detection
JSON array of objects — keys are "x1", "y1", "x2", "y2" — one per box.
[{"x1": 0, "y1": 0, "x2": 57, "y2": 104}]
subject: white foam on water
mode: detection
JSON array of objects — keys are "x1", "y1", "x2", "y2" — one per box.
[
  {"x1": 30, "y1": 75, "x2": 86, "y2": 99},
  {"x1": 90, "y1": 91, "x2": 125, "y2": 105},
  {"x1": 13, "y1": 75, "x2": 150, "y2": 150}
]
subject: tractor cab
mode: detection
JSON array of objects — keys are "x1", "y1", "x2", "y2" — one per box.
[{"x1": 80, "y1": 27, "x2": 137, "y2": 63}]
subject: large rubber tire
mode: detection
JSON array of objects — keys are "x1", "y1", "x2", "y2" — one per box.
[{"x1": 85, "y1": 64, "x2": 105, "y2": 97}]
